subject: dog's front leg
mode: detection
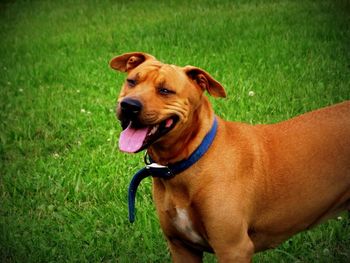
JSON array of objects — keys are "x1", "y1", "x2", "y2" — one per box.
[
  {"x1": 208, "y1": 218, "x2": 254, "y2": 263},
  {"x1": 212, "y1": 234, "x2": 254, "y2": 263},
  {"x1": 167, "y1": 239, "x2": 203, "y2": 263},
  {"x1": 214, "y1": 241, "x2": 254, "y2": 263}
]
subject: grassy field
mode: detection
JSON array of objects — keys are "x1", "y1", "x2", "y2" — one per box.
[{"x1": 1, "y1": 0, "x2": 350, "y2": 262}]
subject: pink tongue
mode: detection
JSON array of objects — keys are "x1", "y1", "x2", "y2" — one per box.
[{"x1": 119, "y1": 123, "x2": 148, "y2": 153}]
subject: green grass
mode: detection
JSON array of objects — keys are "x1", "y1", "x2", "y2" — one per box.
[{"x1": 1, "y1": 0, "x2": 349, "y2": 262}]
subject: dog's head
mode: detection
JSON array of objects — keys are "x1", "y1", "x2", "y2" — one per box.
[{"x1": 110, "y1": 52, "x2": 226, "y2": 154}]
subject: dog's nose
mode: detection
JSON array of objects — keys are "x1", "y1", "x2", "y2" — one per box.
[{"x1": 120, "y1": 98, "x2": 143, "y2": 118}]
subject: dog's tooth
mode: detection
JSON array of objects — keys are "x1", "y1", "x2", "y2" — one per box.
[
  {"x1": 148, "y1": 125, "x2": 158, "y2": 136},
  {"x1": 153, "y1": 125, "x2": 159, "y2": 133}
]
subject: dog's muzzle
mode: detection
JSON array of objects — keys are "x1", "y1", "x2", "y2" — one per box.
[{"x1": 117, "y1": 98, "x2": 179, "y2": 153}]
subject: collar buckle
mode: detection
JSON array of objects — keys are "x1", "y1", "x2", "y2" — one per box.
[
  {"x1": 146, "y1": 163, "x2": 174, "y2": 179},
  {"x1": 144, "y1": 152, "x2": 174, "y2": 179}
]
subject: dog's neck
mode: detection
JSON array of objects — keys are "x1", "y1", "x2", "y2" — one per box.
[{"x1": 147, "y1": 98, "x2": 214, "y2": 165}]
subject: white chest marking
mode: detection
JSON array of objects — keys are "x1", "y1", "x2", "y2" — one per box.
[{"x1": 173, "y1": 208, "x2": 204, "y2": 244}]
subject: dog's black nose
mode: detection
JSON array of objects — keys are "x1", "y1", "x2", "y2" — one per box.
[{"x1": 120, "y1": 98, "x2": 143, "y2": 118}]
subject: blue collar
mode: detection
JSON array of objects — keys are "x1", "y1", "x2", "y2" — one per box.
[{"x1": 127, "y1": 117, "x2": 218, "y2": 223}]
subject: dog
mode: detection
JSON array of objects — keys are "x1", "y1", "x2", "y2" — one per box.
[{"x1": 110, "y1": 52, "x2": 350, "y2": 262}]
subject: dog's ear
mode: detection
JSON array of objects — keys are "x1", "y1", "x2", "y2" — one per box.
[
  {"x1": 110, "y1": 52, "x2": 155, "y2": 72},
  {"x1": 183, "y1": 66, "x2": 227, "y2": 98}
]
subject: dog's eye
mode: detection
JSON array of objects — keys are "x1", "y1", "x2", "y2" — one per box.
[
  {"x1": 126, "y1": 79, "x2": 137, "y2": 87},
  {"x1": 158, "y1": 87, "x2": 175, "y2": 96}
]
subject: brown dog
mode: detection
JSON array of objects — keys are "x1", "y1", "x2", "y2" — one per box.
[{"x1": 110, "y1": 52, "x2": 350, "y2": 262}]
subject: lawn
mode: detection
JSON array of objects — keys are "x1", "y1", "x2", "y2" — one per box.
[{"x1": 1, "y1": 0, "x2": 349, "y2": 262}]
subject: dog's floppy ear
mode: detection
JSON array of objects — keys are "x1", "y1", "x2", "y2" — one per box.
[
  {"x1": 110, "y1": 52, "x2": 155, "y2": 72},
  {"x1": 183, "y1": 66, "x2": 227, "y2": 98}
]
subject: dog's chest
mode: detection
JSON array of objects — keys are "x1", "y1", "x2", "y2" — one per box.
[{"x1": 172, "y1": 208, "x2": 205, "y2": 245}]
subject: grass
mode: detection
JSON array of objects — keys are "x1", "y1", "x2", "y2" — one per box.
[{"x1": 1, "y1": 0, "x2": 349, "y2": 262}]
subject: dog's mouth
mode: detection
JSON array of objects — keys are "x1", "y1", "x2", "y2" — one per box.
[{"x1": 118, "y1": 116, "x2": 179, "y2": 153}]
